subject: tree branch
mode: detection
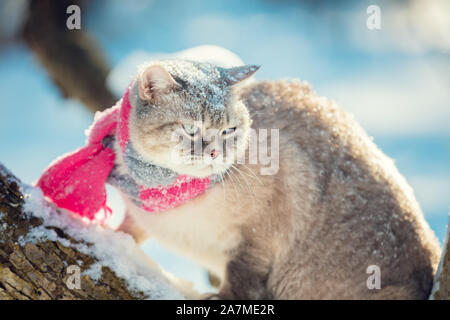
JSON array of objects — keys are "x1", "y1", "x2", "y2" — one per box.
[
  {"x1": 22, "y1": 0, "x2": 116, "y2": 113},
  {"x1": 0, "y1": 163, "x2": 183, "y2": 300}
]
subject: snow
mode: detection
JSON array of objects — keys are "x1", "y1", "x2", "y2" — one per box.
[{"x1": 19, "y1": 183, "x2": 185, "y2": 300}]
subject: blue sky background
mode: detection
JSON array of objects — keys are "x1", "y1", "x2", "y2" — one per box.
[{"x1": 0, "y1": 0, "x2": 449, "y2": 293}]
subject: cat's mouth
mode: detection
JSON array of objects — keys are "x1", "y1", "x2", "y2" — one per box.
[{"x1": 177, "y1": 159, "x2": 231, "y2": 178}]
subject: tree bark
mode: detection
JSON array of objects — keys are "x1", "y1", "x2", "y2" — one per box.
[
  {"x1": 22, "y1": 0, "x2": 116, "y2": 113},
  {"x1": 0, "y1": 163, "x2": 178, "y2": 300},
  {"x1": 430, "y1": 224, "x2": 450, "y2": 300}
]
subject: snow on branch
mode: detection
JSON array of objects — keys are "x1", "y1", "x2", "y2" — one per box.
[{"x1": 0, "y1": 163, "x2": 184, "y2": 300}]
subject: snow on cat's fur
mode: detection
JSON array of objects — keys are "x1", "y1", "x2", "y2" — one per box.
[{"x1": 119, "y1": 60, "x2": 441, "y2": 299}]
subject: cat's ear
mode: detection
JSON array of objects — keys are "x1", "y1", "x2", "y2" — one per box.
[
  {"x1": 138, "y1": 65, "x2": 178, "y2": 100},
  {"x1": 221, "y1": 65, "x2": 260, "y2": 86}
]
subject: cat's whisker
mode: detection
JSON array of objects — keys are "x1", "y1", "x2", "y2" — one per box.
[
  {"x1": 228, "y1": 169, "x2": 242, "y2": 202},
  {"x1": 231, "y1": 165, "x2": 256, "y2": 204},
  {"x1": 241, "y1": 164, "x2": 263, "y2": 185},
  {"x1": 229, "y1": 166, "x2": 247, "y2": 196},
  {"x1": 233, "y1": 164, "x2": 254, "y2": 184},
  {"x1": 231, "y1": 164, "x2": 259, "y2": 182},
  {"x1": 219, "y1": 172, "x2": 227, "y2": 203},
  {"x1": 225, "y1": 169, "x2": 240, "y2": 201}
]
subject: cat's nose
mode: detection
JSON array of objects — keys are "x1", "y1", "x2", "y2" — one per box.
[{"x1": 210, "y1": 149, "x2": 219, "y2": 159}]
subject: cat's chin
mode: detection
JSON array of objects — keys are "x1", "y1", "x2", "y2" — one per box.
[{"x1": 170, "y1": 163, "x2": 231, "y2": 179}]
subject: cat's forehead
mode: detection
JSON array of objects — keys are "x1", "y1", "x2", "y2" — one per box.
[
  {"x1": 162, "y1": 60, "x2": 221, "y2": 83},
  {"x1": 159, "y1": 60, "x2": 229, "y2": 110}
]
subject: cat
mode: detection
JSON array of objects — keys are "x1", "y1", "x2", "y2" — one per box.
[{"x1": 113, "y1": 59, "x2": 441, "y2": 299}]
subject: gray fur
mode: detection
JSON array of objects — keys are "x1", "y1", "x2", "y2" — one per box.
[
  {"x1": 116, "y1": 60, "x2": 441, "y2": 300},
  {"x1": 124, "y1": 142, "x2": 178, "y2": 188},
  {"x1": 107, "y1": 165, "x2": 142, "y2": 207},
  {"x1": 219, "y1": 65, "x2": 260, "y2": 86},
  {"x1": 214, "y1": 80, "x2": 441, "y2": 300}
]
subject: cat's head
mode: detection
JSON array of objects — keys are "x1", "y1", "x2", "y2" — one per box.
[{"x1": 128, "y1": 60, "x2": 259, "y2": 178}]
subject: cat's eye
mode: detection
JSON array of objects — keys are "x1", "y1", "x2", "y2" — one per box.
[
  {"x1": 182, "y1": 124, "x2": 200, "y2": 137},
  {"x1": 222, "y1": 127, "x2": 236, "y2": 135}
]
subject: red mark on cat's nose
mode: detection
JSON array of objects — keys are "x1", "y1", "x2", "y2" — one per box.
[{"x1": 210, "y1": 149, "x2": 219, "y2": 159}]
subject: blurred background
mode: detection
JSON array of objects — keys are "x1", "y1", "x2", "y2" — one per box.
[{"x1": 0, "y1": 0, "x2": 449, "y2": 293}]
